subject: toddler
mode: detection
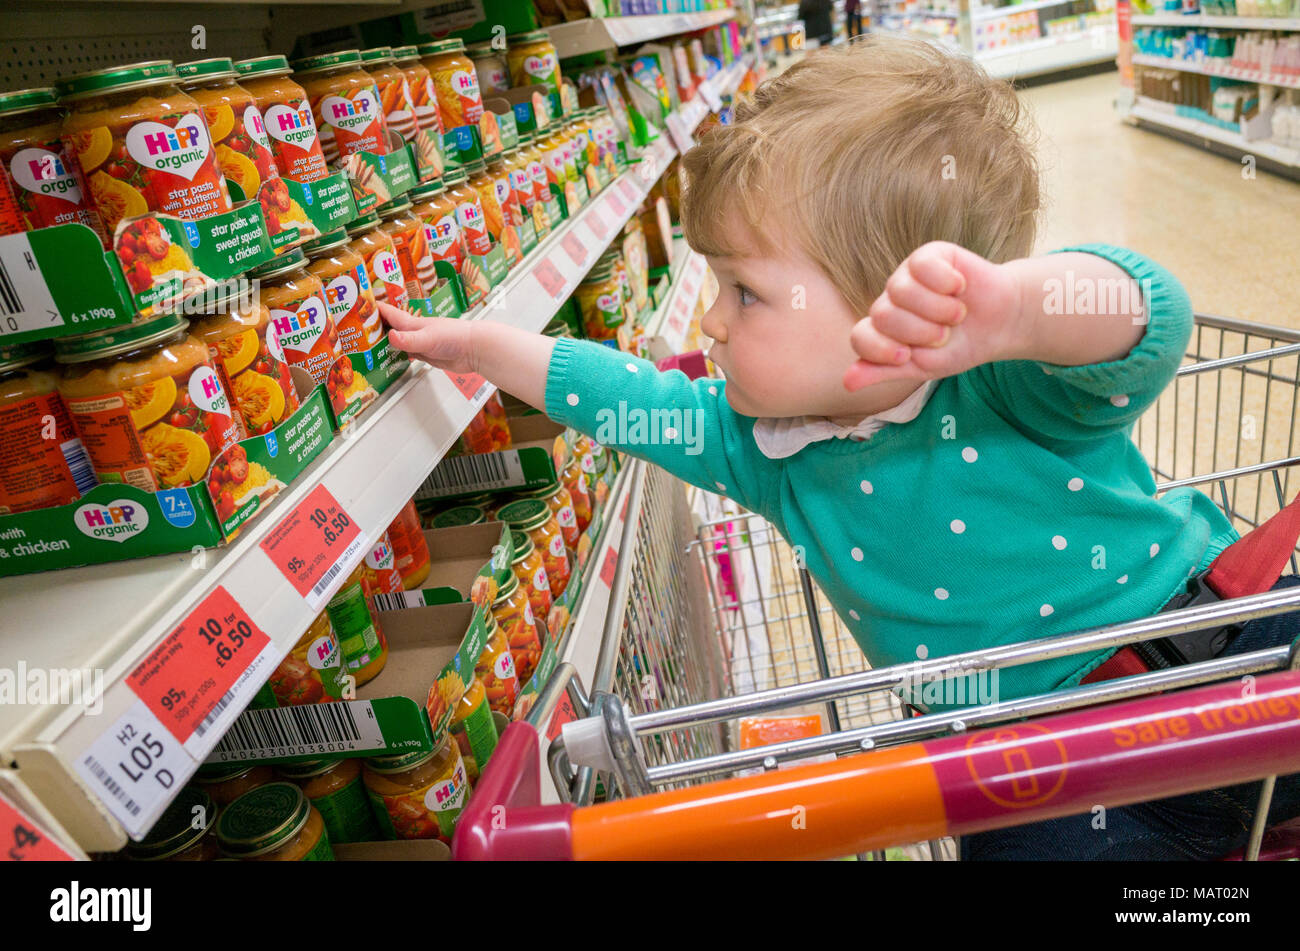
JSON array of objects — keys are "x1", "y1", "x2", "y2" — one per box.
[{"x1": 385, "y1": 36, "x2": 1300, "y2": 860}]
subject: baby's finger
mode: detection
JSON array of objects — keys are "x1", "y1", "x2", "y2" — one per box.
[
  {"x1": 907, "y1": 243, "x2": 966, "y2": 297},
  {"x1": 850, "y1": 315, "x2": 911, "y2": 366},
  {"x1": 843, "y1": 357, "x2": 921, "y2": 392},
  {"x1": 868, "y1": 299, "x2": 954, "y2": 349},
  {"x1": 881, "y1": 269, "x2": 966, "y2": 327}
]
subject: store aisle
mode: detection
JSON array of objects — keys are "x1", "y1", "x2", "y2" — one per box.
[{"x1": 1020, "y1": 72, "x2": 1300, "y2": 328}]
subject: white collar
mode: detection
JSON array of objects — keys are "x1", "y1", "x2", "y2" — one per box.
[{"x1": 752, "y1": 379, "x2": 938, "y2": 460}]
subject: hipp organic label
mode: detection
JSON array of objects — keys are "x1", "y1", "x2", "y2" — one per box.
[
  {"x1": 320, "y1": 91, "x2": 382, "y2": 134},
  {"x1": 533, "y1": 567, "x2": 547, "y2": 592},
  {"x1": 270, "y1": 298, "x2": 329, "y2": 355},
  {"x1": 74, "y1": 501, "x2": 149, "y2": 543},
  {"x1": 365, "y1": 537, "x2": 395, "y2": 572},
  {"x1": 454, "y1": 201, "x2": 490, "y2": 255},
  {"x1": 493, "y1": 649, "x2": 516, "y2": 681},
  {"x1": 425, "y1": 759, "x2": 468, "y2": 816},
  {"x1": 373, "y1": 249, "x2": 404, "y2": 287},
  {"x1": 450, "y1": 70, "x2": 479, "y2": 103},
  {"x1": 523, "y1": 54, "x2": 557, "y2": 83},
  {"x1": 9, "y1": 148, "x2": 83, "y2": 201},
  {"x1": 263, "y1": 102, "x2": 319, "y2": 149},
  {"x1": 323, "y1": 275, "x2": 359, "y2": 322},
  {"x1": 424, "y1": 215, "x2": 460, "y2": 260},
  {"x1": 243, "y1": 105, "x2": 273, "y2": 151},
  {"x1": 548, "y1": 534, "x2": 565, "y2": 558},
  {"x1": 306, "y1": 632, "x2": 341, "y2": 671},
  {"x1": 187, "y1": 365, "x2": 231, "y2": 417},
  {"x1": 125, "y1": 114, "x2": 213, "y2": 180}
]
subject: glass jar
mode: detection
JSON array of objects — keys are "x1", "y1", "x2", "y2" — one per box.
[
  {"x1": 509, "y1": 529, "x2": 552, "y2": 622},
  {"x1": 475, "y1": 614, "x2": 520, "y2": 717},
  {"x1": 362, "y1": 529, "x2": 405, "y2": 600},
  {"x1": 377, "y1": 197, "x2": 434, "y2": 302},
  {"x1": 363, "y1": 738, "x2": 470, "y2": 843},
  {"x1": 0, "y1": 342, "x2": 92, "y2": 513},
  {"x1": 429, "y1": 504, "x2": 486, "y2": 529},
  {"x1": 459, "y1": 389, "x2": 511, "y2": 454},
  {"x1": 216, "y1": 781, "x2": 334, "y2": 861},
  {"x1": 504, "y1": 139, "x2": 535, "y2": 216},
  {"x1": 465, "y1": 159, "x2": 506, "y2": 257},
  {"x1": 268, "y1": 610, "x2": 347, "y2": 705},
  {"x1": 539, "y1": 129, "x2": 567, "y2": 190},
  {"x1": 359, "y1": 47, "x2": 417, "y2": 148},
  {"x1": 520, "y1": 477, "x2": 579, "y2": 550},
  {"x1": 520, "y1": 134, "x2": 550, "y2": 209},
  {"x1": 491, "y1": 572, "x2": 543, "y2": 685},
  {"x1": 407, "y1": 181, "x2": 461, "y2": 297},
  {"x1": 190, "y1": 290, "x2": 300, "y2": 437},
  {"x1": 128, "y1": 787, "x2": 219, "y2": 861},
  {"x1": 233, "y1": 55, "x2": 330, "y2": 185},
  {"x1": 248, "y1": 248, "x2": 341, "y2": 390},
  {"x1": 488, "y1": 150, "x2": 523, "y2": 231},
  {"x1": 55, "y1": 315, "x2": 244, "y2": 492},
  {"x1": 560, "y1": 457, "x2": 592, "y2": 533},
  {"x1": 0, "y1": 87, "x2": 99, "y2": 235},
  {"x1": 557, "y1": 123, "x2": 578, "y2": 184},
  {"x1": 449, "y1": 673, "x2": 499, "y2": 786},
  {"x1": 346, "y1": 210, "x2": 410, "y2": 311},
  {"x1": 326, "y1": 563, "x2": 388, "y2": 687},
  {"x1": 444, "y1": 168, "x2": 491, "y2": 303},
  {"x1": 276, "y1": 757, "x2": 381, "y2": 844},
  {"x1": 57, "y1": 61, "x2": 233, "y2": 246},
  {"x1": 496, "y1": 497, "x2": 570, "y2": 598},
  {"x1": 194, "y1": 762, "x2": 274, "y2": 807},
  {"x1": 293, "y1": 50, "x2": 390, "y2": 164},
  {"x1": 303, "y1": 229, "x2": 380, "y2": 355},
  {"x1": 575, "y1": 264, "x2": 624, "y2": 342},
  {"x1": 388, "y1": 499, "x2": 431, "y2": 590},
  {"x1": 391, "y1": 46, "x2": 445, "y2": 184},
  {"x1": 506, "y1": 30, "x2": 562, "y2": 95},
  {"x1": 466, "y1": 42, "x2": 511, "y2": 97},
  {"x1": 418, "y1": 38, "x2": 484, "y2": 132}
]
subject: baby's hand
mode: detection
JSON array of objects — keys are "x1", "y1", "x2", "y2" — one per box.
[
  {"x1": 844, "y1": 242, "x2": 1022, "y2": 391},
  {"x1": 381, "y1": 301, "x2": 478, "y2": 374}
]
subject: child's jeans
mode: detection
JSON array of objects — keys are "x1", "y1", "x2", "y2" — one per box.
[{"x1": 960, "y1": 573, "x2": 1300, "y2": 861}]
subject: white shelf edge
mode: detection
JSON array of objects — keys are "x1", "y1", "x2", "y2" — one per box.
[
  {"x1": 977, "y1": 24, "x2": 1117, "y2": 60},
  {"x1": 1131, "y1": 52, "x2": 1300, "y2": 88},
  {"x1": 550, "y1": 9, "x2": 737, "y2": 58},
  {"x1": 1131, "y1": 13, "x2": 1300, "y2": 30},
  {"x1": 1129, "y1": 99, "x2": 1300, "y2": 168},
  {"x1": 973, "y1": 0, "x2": 1094, "y2": 20}
]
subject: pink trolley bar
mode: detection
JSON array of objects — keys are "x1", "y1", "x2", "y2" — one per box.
[{"x1": 455, "y1": 313, "x2": 1300, "y2": 860}]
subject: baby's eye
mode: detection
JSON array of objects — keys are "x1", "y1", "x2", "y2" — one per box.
[{"x1": 735, "y1": 283, "x2": 758, "y2": 307}]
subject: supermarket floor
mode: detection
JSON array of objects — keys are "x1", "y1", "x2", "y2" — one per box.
[{"x1": 1020, "y1": 71, "x2": 1300, "y2": 328}]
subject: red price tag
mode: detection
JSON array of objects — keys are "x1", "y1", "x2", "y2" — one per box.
[
  {"x1": 127, "y1": 586, "x2": 271, "y2": 744},
  {"x1": 533, "y1": 257, "x2": 566, "y2": 299},
  {"x1": 606, "y1": 192, "x2": 626, "y2": 216},
  {"x1": 586, "y1": 205, "x2": 608, "y2": 239},
  {"x1": 599, "y1": 545, "x2": 619, "y2": 587},
  {"x1": 561, "y1": 232, "x2": 587, "y2": 267},
  {"x1": 546, "y1": 693, "x2": 578, "y2": 741},
  {"x1": 261, "y1": 484, "x2": 365, "y2": 608},
  {"x1": 0, "y1": 793, "x2": 75, "y2": 861},
  {"x1": 445, "y1": 370, "x2": 488, "y2": 401},
  {"x1": 619, "y1": 179, "x2": 638, "y2": 202}
]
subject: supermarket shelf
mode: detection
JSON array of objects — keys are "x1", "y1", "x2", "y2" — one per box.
[
  {"x1": 0, "y1": 126, "x2": 691, "y2": 853},
  {"x1": 1128, "y1": 99, "x2": 1300, "y2": 172},
  {"x1": 645, "y1": 239, "x2": 711, "y2": 356},
  {"x1": 1130, "y1": 13, "x2": 1300, "y2": 30},
  {"x1": 978, "y1": 26, "x2": 1118, "y2": 78},
  {"x1": 973, "y1": 0, "x2": 1083, "y2": 20},
  {"x1": 550, "y1": 9, "x2": 737, "y2": 58},
  {"x1": 1131, "y1": 52, "x2": 1300, "y2": 88}
]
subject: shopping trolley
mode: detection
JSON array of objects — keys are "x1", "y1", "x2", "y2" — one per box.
[{"x1": 454, "y1": 312, "x2": 1300, "y2": 861}]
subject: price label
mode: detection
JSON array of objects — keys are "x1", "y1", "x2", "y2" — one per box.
[
  {"x1": 637, "y1": 155, "x2": 658, "y2": 184},
  {"x1": 586, "y1": 205, "x2": 609, "y2": 240},
  {"x1": 0, "y1": 792, "x2": 76, "y2": 861},
  {"x1": 546, "y1": 693, "x2": 578, "y2": 742},
  {"x1": 127, "y1": 586, "x2": 272, "y2": 747},
  {"x1": 606, "y1": 192, "x2": 626, "y2": 217},
  {"x1": 618, "y1": 179, "x2": 639, "y2": 202},
  {"x1": 444, "y1": 370, "x2": 490, "y2": 403},
  {"x1": 533, "y1": 257, "x2": 566, "y2": 299},
  {"x1": 261, "y1": 484, "x2": 366, "y2": 611},
  {"x1": 599, "y1": 544, "x2": 619, "y2": 588},
  {"x1": 77, "y1": 699, "x2": 197, "y2": 839},
  {"x1": 665, "y1": 113, "x2": 693, "y2": 155},
  {"x1": 561, "y1": 232, "x2": 587, "y2": 267},
  {"x1": 701, "y1": 81, "x2": 723, "y2": 113}
]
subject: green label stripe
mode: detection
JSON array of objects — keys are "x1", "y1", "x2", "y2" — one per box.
[{"x1": 284, "y1": 171, "x2": 358, "y2": 234}]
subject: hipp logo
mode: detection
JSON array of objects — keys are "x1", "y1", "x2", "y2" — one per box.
[
  {"x1": 427, "y1": 762, "x2": 467, "y2": 810},
  {"x1": 187, "y1": 366, "x2": 230, "y2": 415},
  {"x1": 143, "y1": 123, "x2": 203, "y2": 156},
  {"x1": 274, "y1": 105, "x2": 312, "y2": 132},
  {"x1": 263, "y1": 102, "x2": 318, "y2": 148},
  {"x1": 272, "y1": 302, "x2": 321, "y2": 336},
  {"x1": 125, "y1": 114, "x2": 211, "y2": 180},
  {"x1": 365, "y1": 538, "x2": 395, "y2": 571},
  {"x1": 376, "y1": 251, "x2": 402, "y2": 282},
  {"x1": 270, "y1": 298, "x2": 327, "y2": 354},
  {"x1": 75, "y1": 501, "x2": 149, "y2": 543},
  {"x1": 26, "y1": 152, "x2": 67, "y2": 179},
  {"x1": 307, "y1": 633, "x2": 340, "y2": 671}
]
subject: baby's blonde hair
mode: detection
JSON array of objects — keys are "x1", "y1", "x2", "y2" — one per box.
[{"x1": 681, "y1": 36, "x2": 1041, "y2": 314}]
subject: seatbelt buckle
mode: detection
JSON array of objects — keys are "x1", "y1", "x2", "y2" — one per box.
[{"x1": 1153, "y1": 567, "x2": 1244, "y2": 666}]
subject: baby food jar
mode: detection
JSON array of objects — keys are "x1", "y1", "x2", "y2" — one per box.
[
  {"x1": 576, "y1": 264, "x2": 624, "y2": 341},
  {"x1": 504, "y1": 139, "x2": 535, "y2": 215},
  {"x1": 55, "y1": 315, "x2": 243, "y2": 492},
  {"x1": 233, "y1": 55, "x2": 330, "y2": 185},
  {"x1": 391, "y1": 46, "x2": 445, "y2": 184},
  {"x1": 57, "y1": 61, "x2": 234, "y2": 246},
  {"x1": 496, "y1": 498, "x2": 570, "y2": 598},
  {"x1": 276, "y1": 757, "x2": 381, "y2": 844},
  {"x1": 0, "y1": 342, "x2": 93, "y2": 513},
  {"x1": 450, "y1": 671, "x2": 499, "y2": 786},
  {"x1": 418, "y1": 38, "x2": 484, "y2": 132},
  {"x1": 377, "y1": 197, "x2": 434, "y2": 302},
  {"x1": 0, "y1": 87, "x2": 99, "y2": 235},
  {"x1": 194, "y1": 762, "x2": 274, "y2": 807},
  {"x1": 459, "y1": 389, "x2": 511, "y2": 454},
  {"x1": 406, "y1": 181, "x2": 460, "y2": 296},
  {"x1": 507, "y1": 31, "x2": 562, "y2": 95},
  {"x1": 303, "y1": 229, "x2": 380, "y2": 354},
  {"x1": 387, "y1": 500, "x2": 432, "y2": 589},
  {"x1": 443, "y1": 168, "x2": 492, "y2": 303},
  {"x1": 359, "y1": 47, "x2": 417, "y2": 147},
  {"x1": 509, "y1": 529, "x2": 552, "y2": 622},
  {"x1": 345, "y1": 210, "x2": 410, "y2": 311},
  {"x1": 474, "y1": 614, "x2": 520, "y2": 717},
  {"x1": 363, "y1": 738, "x2": 470, "y2": 842},
  {"x1": 560, "y1": 456, "x2": 593, "y2": 532},
  {"x1": 429, "y1": 504, "x2": 486, "y2": 529},
  {"x1": 491, "y1": 572, "x2": 543, "y2": 685},
  {"x1": 292, "y1": 50, "x2": 390, "y2": 164},
  {"x1": 520, "y1": 134, "x2": 550, "y2": 207},
  {"x1": 466, "y1": 42, "x2": 511, "y2": 97},
  {"x1": 519, "y1": 477, "x2": 579, "y2": 550},
  {"x1": 249, "y1": 248, "x2": 340, "y2": 389},
  {"x1": 327, "y1": 563, "x2": 388, "y2": 687},
  {"x1": 216, "y1": 781, "x2": 334, "y2": 861},
  {"x1": 538, "y1": 128, "x2": 567, "y2": 189},
  {"x1": 464, "y1": 159, "x2": 506, "y2": 256},
  {"x1": 128, "y1": 787, "x2": 219, "y2": 861},
  {"x1": 362, "y1": 529, "x2": 405, "y2": 601},
  {"x1": 190, "y1": 289, "x2": 299, "y2": 437},
  {"x1": 268, "y1": 610, "x2": 347, "y2": 705},
  {"x1": 487, "y1": 150, "x2": 523, "y2": 231}
]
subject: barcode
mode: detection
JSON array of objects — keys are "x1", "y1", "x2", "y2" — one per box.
[
  {"x1": 311, "y1": 559, "x2": 347, "y2": 599},
  {"x1": 415, "y1": 451, "x2": 523, "y2": 499},
  {"x1": 192, "y1": 687, "x2": 237, "y2": 738},
  {"x1": 370, "y1": 591, "x2": 423, "y2": 613},
  {"x1": 213, "y1": 703, "x2": 364, "y2": 757},
  {"x1": 0, "y1": 258, "x2": 22, "y2": 316},
  {"x1": 81, "y1": 755, "x2": 141, "y2": 817},
  {"x1": 60, "y1": 437, "x2": 96, "y2": 495}
]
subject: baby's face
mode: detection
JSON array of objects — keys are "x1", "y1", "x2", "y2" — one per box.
[{"x1": 701, "y1": 238, "x2": 916, "y2": 421}]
